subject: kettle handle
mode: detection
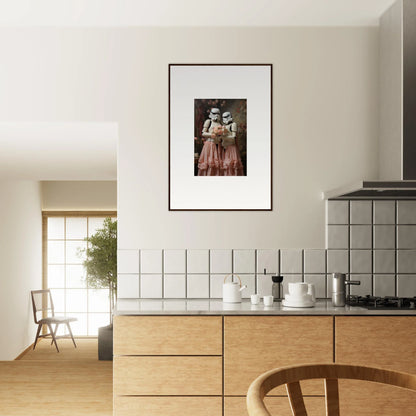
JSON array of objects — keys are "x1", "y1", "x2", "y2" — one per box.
[{"x1": 224, "y1": 273, "x2": 242, "y2": 287}]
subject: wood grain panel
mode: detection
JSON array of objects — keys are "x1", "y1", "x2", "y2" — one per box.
[
  {"x1": 114, "y1": 396, "x2": 222, "y2": 416},
  {"x1": 335, "y1": 317, "x2": 416, "y2": 373},
  {"x1": 336, "y1": 317, "x2": 416, "y2": 414},
  {"x1": 113, "y1": 356, "x2": 222, "y2": 395},
  {"x1": 225, "y1": 396, "x2": 326, "y2": 416},
  {"x1": 339, "y1": 380, "x2": 416, "y2": 416},
  {"x1": 114, "y1": 316, "x2": 222, "y2": 355},
  {"x1": 224, "y1": 316, "x2": 333, "y2": 395}
]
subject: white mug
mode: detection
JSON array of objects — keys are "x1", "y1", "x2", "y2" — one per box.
[
  {"x1": 263, "y1": 295, "x2": 274, "y2": 306},
  {"x1": 307, "y1": 284, "x2": 316, "y2": 302},
  {"x1": 251, "y1": 294, "x2": 260, "y2": 305}
]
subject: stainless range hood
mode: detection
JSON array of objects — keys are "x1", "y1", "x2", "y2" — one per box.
[
  {"x1": 325, "y1": 0, "x2": 416, "y2": 200},
  {"x1": 324, "y1": 181, "x2": 416, "y2": 200}
]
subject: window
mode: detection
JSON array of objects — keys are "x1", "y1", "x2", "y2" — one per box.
[{"x1": 43, "y1": 212, "x2": 116, "y2": 336}]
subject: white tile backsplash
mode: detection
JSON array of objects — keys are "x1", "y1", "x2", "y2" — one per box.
[
  {"x1": 164, "y1": 274, "x2": 186, "y2": 298},
  {"x1": 117, "y1": 250, "x2": 140, "y2": 274},
  {"x1": 397, "y1": 250, "x2": 416, "y2": 274},
  {"x1": 327, "y1": 225, "x2": 349, "y2": 249},
  {"x1": 210, "y1": 274, "x2": 226, "y2": 298},
  {"x1": 327, "y1": 200, "x2": 349, "y2": 224},
  {"x1": 349, "y1": 274, "x2": 372, "y2": 296},
  {"x1": 397, "y1": 201, "x2": 416, "y2": 224},
  {"x1": 280, "y1": 249, "x2": 303, "y2": 274},
  {"x1": 350, "y1": 225, "x2": 372, "y2": 249},
  {"x1": 256, "y1": 274, "x2": 273, "y2": 296},
  {"x1": 125, "y1": 198, "x2": 416, "y2": 301},
  {"x1": 239, "y1": 274, "x2": 256, "y2": 298},
  {"x1": 140, "y1": 250, "x2": 163, "y2": 274},
  {"x1": 350, "y1": 201, "x2": 372, "y2": 224},
  {"x1": 140, "y1": 274, "x2": 162, "y2": 298},
  {"x1": 210, "y1": 250, "x2": 232, "y2": 274},
  {"x1": 117, "y1": 274, "x2": 140, "y2": 298},
  {"x1": 187, "y1": 274, "x2": 209, "y2": 298},
  {"x1": 187, "y1": 250, "x2": 209, "y2": 274},
  {"x1": 233, "y1": 249, "x2": 255, "y2": 274},
  {"x1": 374, "y1": 275, "x2": 396, "y2": 297},
  {"x1": 350, "y1": 250, "x2": 372, "y2": 274},
  {"x1": 256, "y1": 249, "x2": 279, "y2": 274},
  {"x1": 374, "y1": 201, "x2": 395, "y2": 225},
  {"x1": 164, "y1": 250, "x2": 186, "y2": 274},
  {"x1": 304, "y1": 274, "x2": 326, "y2": 298},
  {"x1": 304, "y1": 250, "x2": 326, "y2": 274},
  {"x1": 397, "y1": 275, "x2": 416, "y2": 297}
]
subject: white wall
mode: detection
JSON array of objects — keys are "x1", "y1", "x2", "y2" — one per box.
[
  {"x1": 42, "y1": 181, "x2": 117, "y2": 211},
  {"x1": 0, "y1": 27, "x2": 379, "y2": 249},
  {"x1": 0, "y1": 181, "x2": 42, "y2": 360}
]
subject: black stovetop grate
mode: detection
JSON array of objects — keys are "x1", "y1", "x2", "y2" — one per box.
[{"x1": 347, "y1": 295, "x2": 416, "y2": 309}]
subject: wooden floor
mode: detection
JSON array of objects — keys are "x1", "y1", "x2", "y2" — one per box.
[{"x1": 0, "y1": 339, "x2": 112, "y2": 416}]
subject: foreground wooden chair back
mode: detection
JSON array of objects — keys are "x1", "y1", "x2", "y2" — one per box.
[
  {"x1": 246, "y1": 363, "x2": 416, "y2": 416},
  {"x1": 31, "y1": 289, "x2": 77, "y2": 353}
]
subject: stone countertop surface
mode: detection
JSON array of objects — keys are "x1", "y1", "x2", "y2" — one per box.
[{"x1": 114, "y1": 299, "x2": 416, "y2": 316}]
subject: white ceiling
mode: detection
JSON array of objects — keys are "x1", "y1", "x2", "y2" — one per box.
[
  {"x1": 0, "y1": 0, "x2": 397, "y2": 27},
  {"x1": 0, "y1": 123, "x2": 117, "y2": 180}
]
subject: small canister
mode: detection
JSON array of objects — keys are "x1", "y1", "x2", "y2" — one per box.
[{"x1": 271, "y1": 275, "x2": 284, "y2": 301}]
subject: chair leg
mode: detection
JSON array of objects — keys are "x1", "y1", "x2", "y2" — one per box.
[
  {"x1": 51, "y1": 323, "x2": 59, "y2": 345},
  {"x1": 33, "y1": 324, "x2": 42, "y2": 350},
  {"x1": 47, "y1": 323, "x2": 59, "y2": 352},
  {"x1": 67, "y1": 322, "x2": 77, "y2": 348}
]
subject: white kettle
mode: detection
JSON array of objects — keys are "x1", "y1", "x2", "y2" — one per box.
[{"x1": 223, "y1": 274, "x2": 247, "y2": 303}]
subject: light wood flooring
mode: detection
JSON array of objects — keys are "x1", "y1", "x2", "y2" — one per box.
[{"x1": 0, "y1": 338, "x2": 112, "y2": 416}]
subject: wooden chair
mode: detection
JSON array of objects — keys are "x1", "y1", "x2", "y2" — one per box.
[
  {"x1": 246, "y1": 363, "x2": 416, "y2": 416},
  {"x1": 31, "y1": 289, "x2": 77, "y2": 353}
]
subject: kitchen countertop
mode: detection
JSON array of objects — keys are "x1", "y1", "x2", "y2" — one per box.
[{"x1": 115, "y1": 299, "x2": 416, "y2": 316}]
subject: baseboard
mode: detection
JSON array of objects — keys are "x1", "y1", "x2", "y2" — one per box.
[{"x1": 14, "y1": 342, "x2": 35, "y2": 360}]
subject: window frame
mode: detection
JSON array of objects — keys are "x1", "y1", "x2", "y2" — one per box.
[{"x1": 42, "y1": 211, "x2": 117, "y2": 337}]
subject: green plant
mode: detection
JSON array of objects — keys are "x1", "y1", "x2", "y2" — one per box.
[{"x1": 80, "y1": 217, "x2": 117, "y2": 324}]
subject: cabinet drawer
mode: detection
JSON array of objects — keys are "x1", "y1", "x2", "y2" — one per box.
[
  {"x1": 224, "y1": 316, "x2": 333, "y2": 395},
  {"x1": 114, "y1": 356, "x2": 222, "y2": 395},
  {"x1": 225, "y1": 396, "x2": 326, "y2": 416},
  {"x1": 114, "y1": 396, "x2": 222, "y2": 416},
  {"x1": 114, "y1": 316, "x2": 222, "y2": 355},
  {"x1": 339, "y1": 380, "x2": 416, "y2": 415},
  {"x1": 335, "y1": 317, "x2": 416, "y2": 373}
]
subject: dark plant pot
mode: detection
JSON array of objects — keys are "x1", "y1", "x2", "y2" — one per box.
[{"x1": 98, "y1": 324, "x2": 113, "y2": 361}]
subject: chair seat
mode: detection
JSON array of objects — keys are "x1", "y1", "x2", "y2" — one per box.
[{"x1": 39, "y1": 316, "x2": 77, "y2": 324}]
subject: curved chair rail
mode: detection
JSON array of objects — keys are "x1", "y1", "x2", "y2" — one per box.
[{"x1": 246, "y1": 363, "x2": 416, "y2": 416}]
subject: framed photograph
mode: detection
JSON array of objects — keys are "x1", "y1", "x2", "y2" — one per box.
[{"x1": 169, "y1": 64, "x2": 272, "y2": 211}]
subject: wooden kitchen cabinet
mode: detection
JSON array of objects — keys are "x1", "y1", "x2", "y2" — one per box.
[
  {"x1": 113, "y1": 316, "x2": 223, "y2": 416},
  {"x1": 335, "y1": 316, "x2": 416, "y2": 415},
  {"x1": 114, "y1": 356, "x2": 222, "y2": 395},
  {"x1": 114, "y1": 397, "x2": 223, "y2": 416},
  {"x1": 224, "y1": 316, "x2": 333, "y2": 396},
  {"x1": 113, "y1": 315, "x2": 222, "y2": 355},
  {"x1": 225, "y1": 396, "x2": 326, "y2": 416}
]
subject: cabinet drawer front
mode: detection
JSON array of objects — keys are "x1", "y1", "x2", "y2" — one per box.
[
  {"x1": 114, "y1": 316, "x2": 222, "y2": 355},
  {"x1": 114, "y1": 396, "x2": 222, "y2": 416},
  {"x1": 336, "y1": 317, "x2": 416, "y2": 373},
  {"x1": 225, "y1": 396, "x2": 326, "y2": 416},
  {"x1": 114, "y1": 356, "x2": 222, "y2": 395},
  {"x1": 339, "y1": 380, "x2": 416, "y2": 416},
  {"x1": 224, "y1": 316, "x2": 333, "y2": 395}
]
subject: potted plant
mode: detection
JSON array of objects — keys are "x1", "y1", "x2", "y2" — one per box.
[{"x1": 80, "y1": 217, "x2": 117, "y2": 360}]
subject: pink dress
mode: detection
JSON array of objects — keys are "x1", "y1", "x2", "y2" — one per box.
[
  {"x1": 223, "y1": 135, "x2": 244, "y2": 176},
  {"x1": 197, "y1": 139, "x2": 220, "y2": 176}
]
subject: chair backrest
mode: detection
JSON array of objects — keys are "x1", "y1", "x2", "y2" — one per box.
[
  {"x1": 246, "y1": 363, "x2": 416, "y2": 416},
  {"x1": 31, "y1": 289, "x2": 55, "y2": 324}
]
